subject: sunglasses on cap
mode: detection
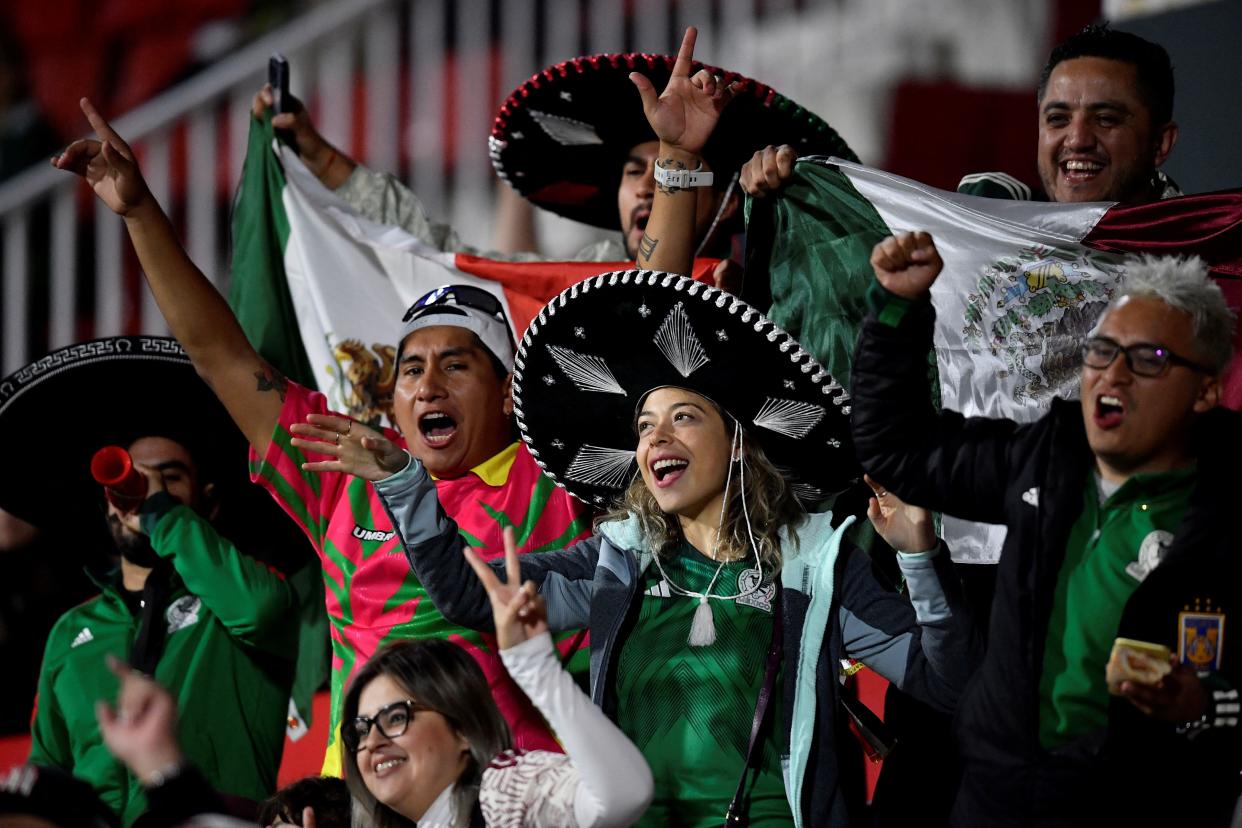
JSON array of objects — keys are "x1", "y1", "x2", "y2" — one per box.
[{"x1": 402, "y1": 284, "x2": 507, "y2": 325}]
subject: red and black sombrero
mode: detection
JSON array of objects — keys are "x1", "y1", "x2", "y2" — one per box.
[{"x1": 489, "y1": 53, "x2": 857, "y2": 230}]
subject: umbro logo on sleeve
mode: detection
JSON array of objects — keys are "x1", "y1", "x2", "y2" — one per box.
[{"x1": 352, "y1": 524, "x2": 396, "y2": 543}]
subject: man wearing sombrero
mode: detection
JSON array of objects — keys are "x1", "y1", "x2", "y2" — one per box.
[
  {"x1": 252, "y1": 35, "x2": 854, "y2": 271},
  {"x1": 0, "y1": 337, "x2": 299, "y2": 825}
]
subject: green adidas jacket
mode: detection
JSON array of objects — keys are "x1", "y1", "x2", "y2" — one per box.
[{"x1": 28, "y1": 494, "x2": 297, "y2": 826}]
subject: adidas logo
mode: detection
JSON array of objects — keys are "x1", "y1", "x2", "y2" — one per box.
[
  {"x1": 645, "y1": 580, "x2": 671, "y2": 598},
  {"x1": 1022, "y1": 487, "x2": 1040, "y2": 507},
  {"x1": 71, "y1": 627, "x2": 94, "y2": 648}
]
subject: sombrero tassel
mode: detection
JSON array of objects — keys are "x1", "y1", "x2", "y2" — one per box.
[{"x1": 689, "y1": 596, "x2": 717, "y2": 647}]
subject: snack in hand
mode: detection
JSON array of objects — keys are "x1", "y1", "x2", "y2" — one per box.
[{"x1": 1106, "y1": 638, "x2": 1173, "y2": 694}]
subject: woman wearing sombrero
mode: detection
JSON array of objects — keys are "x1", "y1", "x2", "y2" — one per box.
[{"x1": 306, "y1": 28, "x2": 979, "y2": 828}]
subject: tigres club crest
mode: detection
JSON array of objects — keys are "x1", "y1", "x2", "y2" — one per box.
[
  {"x1": 960, "y1": 245, "x2": 1125, "y2": 405},
  {"x1": 331, "y1": 339, "x2": 397, "y2": 427},
  {"x1": 1180, "y1": 598, "x2": 1226, "y2": 672}
]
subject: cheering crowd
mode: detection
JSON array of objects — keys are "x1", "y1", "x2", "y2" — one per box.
[{"x1": 0, "y1": 18, "x2": 1237, "y2": 828}]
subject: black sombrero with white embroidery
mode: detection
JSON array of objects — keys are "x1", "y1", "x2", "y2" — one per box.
[
  {"x1": 489, "y1": 53, "x2": 857, "y2": 230},
  {"x1": 0, "y1": 337, "x2": 305, "y2": 570},
  {"x1": 512, "y1": 272, "x2": 856, "y2": 508}
]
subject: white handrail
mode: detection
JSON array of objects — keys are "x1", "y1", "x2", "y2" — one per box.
[
  {"x1": 7, "y1": 0, "x2": 939, "y2": 374},
  {"x1": 0, "y1": 0, "x2": 391, "y2": 218}
]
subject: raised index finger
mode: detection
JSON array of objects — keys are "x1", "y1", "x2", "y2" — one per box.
[
  {"x1": 671, "y1": 26, "x2": 698, "y2": 79},
  {"x1": 79, "y1": 98, "x2": 134, "y2": 159}
]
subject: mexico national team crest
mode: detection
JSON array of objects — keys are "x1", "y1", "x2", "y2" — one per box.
[
  {"x1": 1179, "y1": 604, "x2": 1225, "y2": 671},
  {"x1": 736, "y1": 567, "x2": 775, "y2": 613},
  {"x1": 166, "y1": 596, "x2": 202, "y2": 634},
  {"x1": 1125, "y1": 530, "x2": 1173, "y2": 583}
]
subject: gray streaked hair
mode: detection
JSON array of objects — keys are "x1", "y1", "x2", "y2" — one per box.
[{"x1": 1100, "y1": 254, "x2": 1236, "y2": 373}]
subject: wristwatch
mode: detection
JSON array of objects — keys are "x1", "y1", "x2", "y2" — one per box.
[{"x1": 654, "y1": 161, "x2": 714, "y2": 188}]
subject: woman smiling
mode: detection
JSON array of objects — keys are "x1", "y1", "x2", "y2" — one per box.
[
  {"x1": 338, "y1": 528, "x2": 653, "y2": 827},
  {"x1": 299, "y1": 28, "x2": 980, "y2": 828}
]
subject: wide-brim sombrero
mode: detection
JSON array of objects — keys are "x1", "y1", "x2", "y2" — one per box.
[
  {"x1": 0, "y1": 337, "x2": 295, "y2": 563},
  {"x1": 512, "y1": 272, "x2": 857, "y2": 508},
  {"x1": 489, "y1": 53, "x2": 858, "y2": 230}
]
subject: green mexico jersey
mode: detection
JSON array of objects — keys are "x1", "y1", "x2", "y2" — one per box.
[
  {"x1": 616, "y1": 543, "x2": 791, "y2": 826},
  {"x1": 1039, "y1": 466, "x2": 1194, "y2": 747}
]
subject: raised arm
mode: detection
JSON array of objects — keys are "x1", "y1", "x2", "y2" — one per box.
[
  {"x1": 740, "y1": 144, "x2": 799, "y2": 198},
  {"x1": 100, "y1": 462, "x2": 298, "y2": 653},
  {"x1": 252, "y1": 85, "x2": 355, "y2": 189},
  {"x1": 851, "y1": 232, "x2": 1024, "y2": 522},
  {"x1": 467, "y1": 535, "x2": 653, "y2": 826},
  {"x1": 252, "y1": 85, "x2": 472, "y2": 253},
  {"x1": 141, "y1": 500, "x2": 296, "y2": 654},
  {"x1": 54, "y1": 99, "x2": 284, "y2": 454},
  {"x1": 631, "y1": 26, "x2": 737, "y2": 276}
]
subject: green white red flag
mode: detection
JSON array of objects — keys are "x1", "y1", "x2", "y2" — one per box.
[
  {"x1": 228, "y1": 118, "x2": 717, "y2": 428},
  {"x1": 752, "y1": 157, "x2": 1242, "y2": 562}
]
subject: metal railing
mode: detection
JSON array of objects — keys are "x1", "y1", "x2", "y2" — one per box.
[
  {"x1": 0, "y1": 0, "x2": 1049, "y2": 373},
  {"x1": 0, "y1": 0, "x2": 796, "y2": 373}
]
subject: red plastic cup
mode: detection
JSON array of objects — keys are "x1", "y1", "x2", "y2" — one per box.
[{"x1": 91, "y1": 446, "x2": 148, "y2": 512}]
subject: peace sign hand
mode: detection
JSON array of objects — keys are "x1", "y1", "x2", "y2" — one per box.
[
  {"x1": 462, "y1": 527, "x2": 548, "y2": 650},
  {"x1": 629, "y1": 26, "x2": 739, "y2": 157},
  {"x1": 52, "y1": 98, "x2": 153, "y2": 217}
]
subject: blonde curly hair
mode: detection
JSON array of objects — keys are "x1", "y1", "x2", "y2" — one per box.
[{"x1": 601, "y1": 419, "x2": 806, "y2": 571}]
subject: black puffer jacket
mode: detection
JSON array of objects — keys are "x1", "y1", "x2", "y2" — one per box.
[{"x1": 850, "y1": 297, "x2": 1241, "y2": 827}]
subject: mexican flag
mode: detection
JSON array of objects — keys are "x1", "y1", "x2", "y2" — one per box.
[
  {"x1": 229, "y1": 117, "x2": 717, "y2": 428},
  {"x1": 750, "y1": 157, "x2": 1242, "y2": 563}
]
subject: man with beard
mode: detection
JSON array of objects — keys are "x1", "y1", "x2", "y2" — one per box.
[
  {"x1": 28, "y1": 432, "x2": 297, "y2": 825},
  {"x1": 251, "y1": 32, "x2": 852, "y2": 274}
]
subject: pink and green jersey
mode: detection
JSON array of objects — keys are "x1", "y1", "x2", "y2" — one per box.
[{"x1": 251, "y1": 382, "x2": 592, "y2": 773}]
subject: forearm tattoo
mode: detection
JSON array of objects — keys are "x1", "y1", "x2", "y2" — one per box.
[
  {"x1": 656, "y1": 157, "x2": 688, "y2": 196},
  {"x1": 254, "y1": 363, "x2": 289, "y2": 402},
  {"x1": 638, "y1": 233, "x2": 659, "y2": 260}
]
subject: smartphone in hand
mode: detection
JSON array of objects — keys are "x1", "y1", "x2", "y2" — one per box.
[{"x1": 269, "y1": 53, "x2": 291, "y2": 114}]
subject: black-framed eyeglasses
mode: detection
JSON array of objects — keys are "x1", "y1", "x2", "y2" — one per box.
[
  {"x1": 343, "y1": 699, "x2": 440, "y2": 753},
  {"x1": 1081, "y1": 336, "x2": 1213, "y2": 378},
  {"x1": 401, "y1": 284, "x2": 506, "y2": 325}
]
